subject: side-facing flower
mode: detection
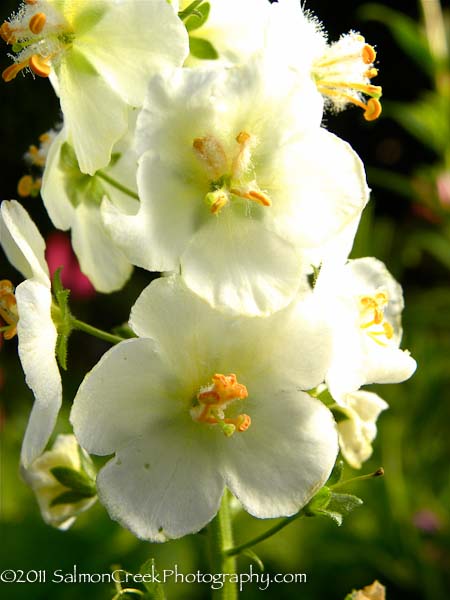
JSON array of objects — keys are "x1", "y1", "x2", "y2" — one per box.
[
  {"x1": 1, "y1": 0, "x2": 189, "y2": 174},
  {"x1": 315, "y1": 257, "x2": 417, "y2": 401},
  {"x1": 336, "y1": 390, "x2": 388, "y2": 469},
  {"x1": 41, "y1": 112, "x2": 138, "y2": 293},
  {"x1": 71, "y1": 276, "x2": 338, "y2": 542},
  {"x1": 22, "y1": 434, "x2": 97, "y2": 530},
  {"x1": 0, "y1": 200, "x2": 61, "y2": 468},
  {"x1": 103, "y1": 59, "x2": 368, "y2": 316}
]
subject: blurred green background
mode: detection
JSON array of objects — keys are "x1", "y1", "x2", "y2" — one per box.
[{"x1": 1, "y1": 1, "x2": 449, "y2": 599}]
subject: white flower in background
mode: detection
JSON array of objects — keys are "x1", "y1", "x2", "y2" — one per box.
[
  {"x1": 1, "y1": 0, "x2": 189, "y2": 174},
  {"x1": 41, "y1": 112, "x2": 138, "y2": 293},
  {"x1": 22, "y1": 434, "x2": 96, "y2": 530},
  {"x1": 103, "y1": 59, "x2": 368, "y2": 316},
  {"x1": 0, "y1": 200, "x2": 61, "y2": 468},
  {"x1": 336, "y1": 390, "x2": 388, "y2": 469},
  {"x1": 179, "y1": 0, "x2": 270, "y2": 65},
  {"x1": 315, "y1": 257, "x2": 417, "y2": 402},
  {"x1": 267, "y1": 0, "x2": 382, "y2": 120},
  {"x1": 71, "y1": 276, "x2": 338, "y2": 542}
]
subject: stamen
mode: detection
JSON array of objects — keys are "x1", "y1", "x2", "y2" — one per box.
[
  {"x1": 2, "y1": 59, "x2": 29, "y2": 82},
  {"x1": 29, "y1": 12, "x2": 46, "y2": 35},
  {"x1": 17, "y1": 174, "x2": 41, "y2": 197},
  {"x1": 359, "y1": 291, "x2": 393, "y2": 345},
  {"x1": 0, "y1": 280, "x2": 19, "y2": 340},
  {"x1": 363, "y1": 98, "x2": 382, "y2": 121},
  {"x1": 318, "y1": 80, "x2": 382, "y2": 97},
  {"x1": 29, "y1": 54, "x2": 51, "y2": 77},
  {"x1": 232, "y1": 130, "x2": 253, "y2": 180},
  {"x1": 362, "y1": 44, "x2": 377, "y2": 64},
  {"x1": 193, "y1": 135, "x2": 228, "y2": 180},
  {"x1": 230, "y1": 187, "x2": 272, "y2": 207},
  {"x1": 365, "y1": 67, "x2": 378, "y2": 79},
  {"x1": 0, "y1": 22, "x2": 15, "y2": 44}
]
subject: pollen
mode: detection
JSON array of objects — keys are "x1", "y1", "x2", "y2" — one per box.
[
  {"x1": 0, "y1": 280, "x2": 19, "y2": 340},
  {"x1": 191, "y1": 373, "x2": 251, "y2": 437},
  {"x1": 29, "y1": 12, "x2": 46, "y2": 35}
]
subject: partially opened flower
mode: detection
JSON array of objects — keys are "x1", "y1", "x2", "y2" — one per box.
[
  {"x1": 1, "y1": 0, "x2": 189, "y2": 174},
  {"x1": 336, "y1": 390, "x2": 388, "y2": 469},
  {"x1": 103, "y1": 59, "x2": 368, "y2": 315},
  {"x1": 71, "y1": 276, "x2": 338, "y2": 542},
  {"x1": 41, "y1": 112, "x2": 138, "y2": 293},
  {"x1": 315, "y1": 257, "x2": 417, "y2": 401},
  {"x1": 22, "y1": 434, "x2": 97, "y2": 530},
  {"x1": 0, "y1": 200, "x2": 61, "y2": 468}
]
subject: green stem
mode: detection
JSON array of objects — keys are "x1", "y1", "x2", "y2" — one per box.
[
  {"x1": 96, "y1": 170, "x2": 139, "y2": 201},
  {"x1": 331, "y1": 468, "x2": 384, "y2": 491},
  {"x1": 225, "y1": 511, "x2": 305, "y2": 558},
  {"x1": 72, "y1": 318, "x2": 125, "y2": 345},
  {"x1": 208, "y1": 490, "x2": 238, "y2": 600}
]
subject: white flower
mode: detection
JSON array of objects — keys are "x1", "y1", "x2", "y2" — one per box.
[
  {"x1": 41, "y1": 112, "x2": 138, "y2": 293},
  {"x1": 22, "y1": 434, "x2": 97, "y2": 530},
  {"x1": 336, "y1": 390, "x2": 388, "y2": 469},
  {"x1": 180, "y1": 0, "x2": 270, "y2": 65},
  {"x1": 103, "y1": 59, "x2": 368, "y2": 316},
  {"x1": 71, "y1": 276, "x2": 338, "y2": 542},
  {"x1": 315, "y1": 257, "x2": 417, "y2": 401},
  {"x1": 0, "y1": 200, "x2": 61, "y2": 468},
  {"x1": 1, "y1": 0, "x2": 189, "y2": 174},
  {"x1": 266, "y1": 0, "x2": 382, "y2": 120}
]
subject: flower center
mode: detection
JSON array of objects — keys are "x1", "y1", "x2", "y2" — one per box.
[
  {"x1": 190, "y1": 373, "x2": 251, "y2": 437},
  {"x1": 312, "y1": 33, "x2": 382, "y2": 121},
  {"x1": 192, "y1": 131, "x2": 272, "y2": 214},
  {"x1": 0, "y1": 280, "x2": 19, "y2": 340},
  {"x1": 359, "y1": 291, "x2": 394, "y2": 346},
  {"x1": 1, "y1": 1, "x2": 73, "y2": 82}
]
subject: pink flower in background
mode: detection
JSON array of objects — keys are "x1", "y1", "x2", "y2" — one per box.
[
  {"x1": 45, "y1": 232, "x2": 95, "y2": 300},
  {"x1": 436, "y1": 172, "x2": 450, "y2": 208}
]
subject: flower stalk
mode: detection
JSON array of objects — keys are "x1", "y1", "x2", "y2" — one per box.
[{"x1": 208, "y1": 490, "x2": 238, "y2": 600}]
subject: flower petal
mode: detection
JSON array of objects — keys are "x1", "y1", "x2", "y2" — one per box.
[
  {"x1": 16, "y1": 280, "x2": 61, "y2": 467},
  {"x1": 0, "y1": 201, "x2": 49, "y2": 286}
]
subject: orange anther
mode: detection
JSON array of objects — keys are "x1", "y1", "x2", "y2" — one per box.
[
  {"x1": 2, "y1": 60, "x2": 28, "y2": 82},
  {"x1": 247, "y1": 189, "x2": 272, "y2": 207},
  {"x1": 29, "y1": 12, "x2": 46, "y2": 35},
  {"x1": 210, "y1": 193, "x2": 228, "y2": 215},
  {"x1": 26, "y1": 0, "x2": 38, "y2": 4},
  {"x1": 362, "y1": 44, "x2": 376, "y2": 65},
  {"x1": 236, "y1": 131, "x2": 251, "y2": 145},
  {"x1": 29, "y1": 54, "x2": 51, "y2": 77},
  {"x1": 17, "y1": 175, "x2": 34, "y2": 197},
  {"x1": 365, "y1": 67, "x2": 378, "y2": 79},
  {"x1": 236, "y1": 414, "x2": 251, "y2": 432},
  {"x1": 364, "y1": 98, "x2": 382, "y2": 121},
  {"x1": 0, "y1": 22, "x2": 15, "y2": 44}
]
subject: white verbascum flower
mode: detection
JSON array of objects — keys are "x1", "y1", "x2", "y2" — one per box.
[
  {"x1": 1, "y1": 0, "x2": 189, "y2": 174},
  {"x1": 336, "y1": 390, "x2": 388, "y2": 469},
  {"x1": 41, "y1": 112, "x2": 138, "y2": 293},
  {"x1": 315, "y1": 257, "x2": 417, "y2": 402},
  {"x1": 71, "y1": 276, "x2": 338, "y2": 542},
  {"x1": 0, "y1": 200, "x2": 61, "y2": 468},
  {"x1": 267, "y1": 0, "x2": 382, "y2": 120},
  {"x1": 22, "y1": 434, "x2": 97, "y2": 530},
  {"x1": 180, "y1": 0, "x2": 270, "y2": 65},
  {"x1": 103, "y1": 59, "x2": 369, "y2": 316}
]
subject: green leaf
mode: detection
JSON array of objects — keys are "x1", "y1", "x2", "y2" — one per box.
[
  {"x1": 139, "y1": 559, "x2": 166, "y2": 599},
  {"x1": 242, "y1": 549, "x2": 264, "y2": 571},
  {"x1": 50, "y1": 466, "x2": 96, "y2": 496},
  {"x1": 327, "y1": 492, "x2": 364, "y2": 517},
  {"x1": 189, "y1": 36, "x2": 219, "y2": 60},
  {"x1": 358, "y1": 4, "x2": 433, "y2": 76},
  {"x1": 50, "y1": 489, "x2": 96, "y2": 507},
  {"x1": 185, "y1": 2, "x2": 210, "y2": 31}
]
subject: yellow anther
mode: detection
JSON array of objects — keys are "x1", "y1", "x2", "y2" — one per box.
[
  {"x1": 2, "y1": 60, "x2": 29, "y2": 82},
  {"x1": 210, "y1": 192, "x2": 228, "y2": 215},
  {"x1": 193, "y1": 135, "x2": 228, "y2": 180},
  {"x1": 230, "y1": 187, "x2": 272, "y2": 207},
  {"x1": 0, "y1": 280, "x2": 19, "y2": 340},
  {"x1": 359, "y1": 291, "x2": 393, "y2": 345},
  {"x1": 365, "y1": 67, "x2": 378, "y2": 79},
  {"x1": 29, "y1": 54, "x2": 51, "y2": 78},
  {"x1": 362, "y1": 44, "x2": 377, "y2": 64},
  {"x1": 29, "y1": 12, "x2": 46, "y2": 35},
  {"x1": 236, "y1": 131, "x2": 251, "y2": 145},
  {"x1": 364, "y1": 98, "x2": 382, "y2": 121},
  {"x1": 0, "y1": 22, "x2": 15, "y2": 44},
  {"x1": 39, "y1": 132, "x2": 50, "y2": 143},
  {"x1": 18, "y1": 175, "x2": 34, "y2": 197},
  {"x1": 193, "y1": 373, "x2": 250, "y2": 436}
]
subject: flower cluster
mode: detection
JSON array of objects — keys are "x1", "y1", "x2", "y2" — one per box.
[{"x1": 1, "y1": 0, "x2": 415, "y2": 541}]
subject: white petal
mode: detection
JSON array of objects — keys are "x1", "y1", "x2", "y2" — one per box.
[
  {"x1": 182, "y1": 211, "x2": 303, "y2": 316},
  {"x1": 77, "y1": 0, "x2": 188, "y2": 107},
  {"x1": 220, "y1": 389, "x2": 338, "y2": 517},
  {"x1": 16, "y1": 280, "x2": 61, "y2": 467},
  {"x1": 0, "y1": 201, "x2": 49, "y2": 285},
  {"x1": 96, "y1": 425, "x2": 224, "y2": 541},
  {"x1": 55, "y1": 49, "x2": 128, "y2": 174},
  {"x1": 71, "y1": 338, "x2": 184, "y2": 456},
  {"x1": 71, "y1": 201, "x2": 133, "y2": 293}
]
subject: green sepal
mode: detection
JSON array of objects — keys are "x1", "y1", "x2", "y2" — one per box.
[
  {"x1": 59, "y1": 142, "x2": 106, "y2": 208},
  {"x1": 50, "y1": 466, "x2": 96, "y2": 496},
  {"x1": 50, "y1": 489, "x2": 96, "y2": 507},
  {"x1": 242, "y1": 549, "x2": 264, "y2": 572},
  {"x1": 304, "y1": 486, "x2": 332, "y2": 516},
  {"x1": 185, "y1": 2, "x2": 210, "y2": 31},
  {"x1": 303, "y1": 485, "x2": 363, "y2": 526},
  {"x1": 189, "y1": 36, "x2": 219, "y2": 60},
  {"x1": 308, "y1": 263, "x2": 322, "y2": 289},
  {"x1": 178, "y1": 0, "x2": 203, "y2": 21},
  {"x1": 326, "y1": 460, "x2": 345, "y2": 486},
  {"x1": 308, "y1": 385, "x2": 335, "y2": 408},
  {"x1": 139, "y1": 559, "x2": 166, "y2": 599},
  {"x1": 109, "y1": 152, "x2": 122, "y2": 168},
  {"x1": 51, "y1": 268, "x2": 74, "y2": 371}
]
